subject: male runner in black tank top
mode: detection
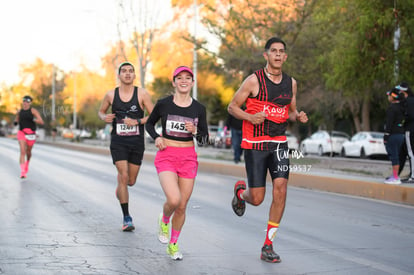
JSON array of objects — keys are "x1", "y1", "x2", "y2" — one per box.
[
  {"x1": 14, "y1": 95, "x2": 44, "y2": 178},
  {"x1": 98, "y1": 62, "x2": 154, "y2": 231},
  {"x1": 228, "y1": 37, "x2": 308, "y2": 263}
]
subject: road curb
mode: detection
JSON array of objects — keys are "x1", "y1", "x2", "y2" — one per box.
[
  {"x1": 289, "y1": 173, "x2": 414, "y2": 206},
  {"x1": 144, "y1": 147, "x2": 414, "y2": 206},
  {"x1": 41, "y1": 141, "x2": 414, "y2": 206}
]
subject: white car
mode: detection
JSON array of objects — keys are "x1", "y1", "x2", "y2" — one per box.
[
  {"x1": 286, "y1": 131, "x2": 299, "y2": 150},
  {"x1": 341, "y1": 131, "x2": 387, "y2": 158},
  {"x1": 300, "y1": 130, "x2": 350, "y2": 156}
]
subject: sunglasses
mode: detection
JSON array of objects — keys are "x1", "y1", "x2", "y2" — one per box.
[{"x1": 23, "y1": 99, "x2": 32, "y2": 103}]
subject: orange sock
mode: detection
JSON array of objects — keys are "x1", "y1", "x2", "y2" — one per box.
[{"x1": 264, "y1": 221, "x2": 279, "y2": 246}]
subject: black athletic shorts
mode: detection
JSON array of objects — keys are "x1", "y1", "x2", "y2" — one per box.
[
  {"x1": 110, "y1": 142, "x2": 144, "y2": 165},
  {"x1": 244, "y1": 142, "x2": 290, "y2": 188}
]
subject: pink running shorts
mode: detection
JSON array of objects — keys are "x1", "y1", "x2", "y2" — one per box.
[{"x1": 154, "y1": 146, "x2": 198, "y2": 179}]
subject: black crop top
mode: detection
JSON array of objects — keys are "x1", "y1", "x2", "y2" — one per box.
[{"x1": 146, "y1": 95, "x2": 209, "y2": 145}]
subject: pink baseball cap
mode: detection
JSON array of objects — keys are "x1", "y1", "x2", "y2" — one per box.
[{"x1": 173, "y1": 66, "x2": 193, "y2": 79}]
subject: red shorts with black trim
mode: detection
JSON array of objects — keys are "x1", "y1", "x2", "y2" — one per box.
[{"x1": 17, "y1": 128, "x2": 37, "y2": 146}]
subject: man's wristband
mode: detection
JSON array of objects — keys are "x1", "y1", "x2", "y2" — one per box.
[{"x1": 137, "y1": 118, "x2": 141, "y2": 125}]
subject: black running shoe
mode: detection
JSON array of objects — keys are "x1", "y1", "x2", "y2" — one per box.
[
  {"x1": 260, "y1": 244, "x2": 281, "y2": 263},
  {"x1": 231, "y1": 180, "x2": 246, "y2": 216}
]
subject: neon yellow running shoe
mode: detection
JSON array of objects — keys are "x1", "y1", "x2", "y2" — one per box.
[
  {"x1": 166, "y1": 243, "x2": 183, "y2": 260},
  {"x1": 158, "y1": 213, "x2": 169, "y2": 244}
]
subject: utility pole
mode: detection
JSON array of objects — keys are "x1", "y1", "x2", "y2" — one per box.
[
  {"x1": 52, "y1": 65, "x2": 56, "y2": 121},
  {"x1": 192, "y1": 0, "x2": 198, "y2": 100},
  {"x1": 73, "y1": 73, "x2": 77, "y2": 130},
  {"x1": 393, "y1": 0, "x2": 400, "y2": 82}
]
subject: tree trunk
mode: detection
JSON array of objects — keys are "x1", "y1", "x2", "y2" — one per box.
[
  {"x1": 348, "y1": 99, "x2": 361, "y2": 132},
  {"x1": 361, "y1": 96, "x2": 371, "y2": 131},
  {"x1": 353, "y1": 115, "x2": 361, "y2": 133}
]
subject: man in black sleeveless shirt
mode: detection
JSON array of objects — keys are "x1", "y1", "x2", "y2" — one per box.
[{"x1": 98, "y1": 62, "x2": 154, "y2": 231}]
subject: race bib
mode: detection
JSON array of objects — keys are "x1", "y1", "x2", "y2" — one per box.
[
  {"x1": 166, "y1": 115, "x2": 194, "y2": 138},
  {"x1": 116, "y1": 122, "x2": 139, "y2": 136},
  {"x1": 25, "y1": 134, "x2": 36, "y2": 141}
]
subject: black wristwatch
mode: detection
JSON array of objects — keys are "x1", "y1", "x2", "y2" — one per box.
[{"x1": 137, "y1": 118, "x2": 142, "y2": 125}]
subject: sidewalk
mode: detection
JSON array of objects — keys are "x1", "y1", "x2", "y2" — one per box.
[{"x1": 39, "y1": 138, "x2": 414, "y2": 206}]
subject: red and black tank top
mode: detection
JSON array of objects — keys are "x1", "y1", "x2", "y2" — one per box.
[{"x1": 241, "y1": 69, "x2": 293, "y2": 151}]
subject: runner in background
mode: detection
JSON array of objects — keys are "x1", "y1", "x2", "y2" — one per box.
[
  {"x1": 14, "y1": 95, "x2": 44, "y2": 178},
  {"x1": 98, "y1": 62, "x2": 154, "y2": 231}
]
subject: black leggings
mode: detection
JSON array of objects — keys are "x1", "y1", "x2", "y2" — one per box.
[
  {"x1": 399, "y1": 131, "x2": 414, "y2": 177},
  {"x1": 244, "y1": 143, "x2": 290, "y2": 188}
]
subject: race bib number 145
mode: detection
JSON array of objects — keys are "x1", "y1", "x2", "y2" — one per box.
[{"x1": 166, "y1": 114, "x2": 193, "y2": 138}]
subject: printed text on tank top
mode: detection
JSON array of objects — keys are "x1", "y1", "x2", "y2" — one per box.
[{"x1": 247, "y1": 101, "x2": 289, "y2": 124}]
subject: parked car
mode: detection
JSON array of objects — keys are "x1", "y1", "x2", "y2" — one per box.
[
  {"x1": 286, "y1": 131, "x2": 299, "y2": 150},
  {"x1": 300, "y1": 130, "x2": 350, "y2": 156},
  {"x1": 78, "y1": 129, "x2": 92, "y2": 139},
  {"x1": 341, "y1": 131, "x2": 387, "y2": 158},
  {"x1": 62, "y1": 129, "x2": 74, "y2": 139}
]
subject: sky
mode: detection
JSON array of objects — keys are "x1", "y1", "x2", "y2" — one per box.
[{"x1": 0, "y1": 0, "x2": 172, "y2": 85}]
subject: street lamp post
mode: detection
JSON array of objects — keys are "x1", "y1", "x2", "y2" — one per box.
[
  {"x1": 192, "y1": 0, "x2": 198, "y2": 100},
  {"x1": 73, "y1": 72, "x2": 77, "y2": 130},
  {"x1": 393, "y1": 1, "x2": 400, "y2": 83},
  {"x1": 52, "y1": 65, "x2": 56, "y2": 121}
]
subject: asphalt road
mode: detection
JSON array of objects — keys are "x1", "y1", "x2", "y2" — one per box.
[{"x1": 1, "y1": 137, "x2": 414, "y2": 275}]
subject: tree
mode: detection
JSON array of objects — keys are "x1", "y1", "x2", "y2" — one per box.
[
  {"x1": 117, "y1": 0, "x2": 171, "y2": 88},
  {"x1": 316, "y1": 0, "x2": 414, "y2": 132},
  {"x1": 198, "y1": 1, "x2": 311, "y2": 78},
  {"x1": 61, "y1": 66, "x2": 115, "y2": 130},
  {"x1": 18, "y1": 59, "x2": 68, "y2": 134},
  {"x1": 149, "y1": 30, "x2": 234, "y2": 124}
]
